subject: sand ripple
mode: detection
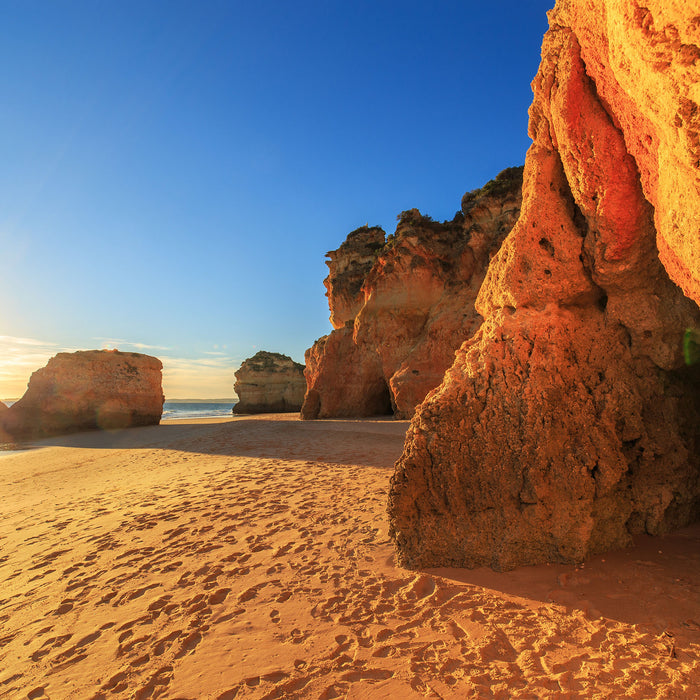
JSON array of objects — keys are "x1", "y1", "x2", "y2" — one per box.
[{"x1": 0, "y1": 415, "x2": 698, "y2": 698}]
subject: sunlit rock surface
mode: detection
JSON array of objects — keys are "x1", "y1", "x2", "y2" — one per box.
[
  {"x1": 302, "y1": 168, "x2": 523, "y2": 420},
  {"x1": 562, "y1": 0, "x2": 700, "y2": 305},
  {"x1": 388, "y1": 0, "x2": 700, "y2": 571},
  {"x1": 1, "y1": 350, "x2": 164, "y2": 441},
  {"x1": 233, "y1": 351, "x2": 306, "y2": 414},
  {"x1": 324, "y1": 226, "x2": 386, "y2": 330}
]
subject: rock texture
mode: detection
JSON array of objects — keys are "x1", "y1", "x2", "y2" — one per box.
[
  {"x1": 0, "y1": 350, "x2": 164, "y2": 441},
  {"x1": 324, "y1": 226, "x2": 386, "y2": 329},
  {"x1": 388, "y1": 0, "x2": 700, "y2": 571},
  {"x1": 233, "y1": 351, "x2": 306, "y2": 414},
  {"x1": 302, "y1": 168, "x2": 524, "y2": 420},
  {"x1": 562, "y1": 0, "x2": 700, "y2": 306}
]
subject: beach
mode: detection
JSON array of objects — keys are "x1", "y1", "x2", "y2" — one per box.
[{"x1": 1, "y1": 414, "x2": 699, "y2": 699}]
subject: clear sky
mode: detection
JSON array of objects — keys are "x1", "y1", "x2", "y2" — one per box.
[{"x1": 1, "y1": 0, "x2": 553, "y2": 400}]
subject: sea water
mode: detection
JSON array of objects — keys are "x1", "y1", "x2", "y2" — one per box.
[
  {"x1": 161, "y1": 401, "x2": 237, "y2": 421},
  {"x1": 1, "y1": 400, "x2": 237, "y2": 421}
]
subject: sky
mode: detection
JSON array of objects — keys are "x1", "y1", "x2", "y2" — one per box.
[{"x1": 1, "y1": 0, "x2": 553, "y2": 400}]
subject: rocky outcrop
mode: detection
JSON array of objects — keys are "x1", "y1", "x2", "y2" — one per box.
[
  {"x1": 301, "y1": 326, "x2": 392, "y2": 419},
  {"x1": 562, "y1": 0, "x2": 700, "y2": 306},
  {"x1": 233, "y1": 351, "x2": 306, "y2": 414},
  {"x1": 302, "y1": 167, "x2": 524, "y2": 420},
  {"x1": 0, "y1": 350, "x2": 164, "y2": 441},
  {"x1": 325, "y1": 226, "x2": 386, "y2": 329},
  {"x1": 388, "y1": 0, "x2": 700, "y2": 571}
]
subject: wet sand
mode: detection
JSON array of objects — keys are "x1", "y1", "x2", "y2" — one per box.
[{"x1": 1, "y1": 414, "x2": 698, "y2": 698}]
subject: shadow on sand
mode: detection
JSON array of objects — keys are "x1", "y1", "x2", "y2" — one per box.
[
  {"x1": 0, "y1": 414, "x2": 410, "y2": 469},
  {"x1": 3, "y1": 414, "x2": 699, "y2": 636}
]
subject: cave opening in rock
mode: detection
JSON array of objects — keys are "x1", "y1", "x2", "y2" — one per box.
[{"x1": 375, "y1": 378, "x2": 394, "y2": 417}]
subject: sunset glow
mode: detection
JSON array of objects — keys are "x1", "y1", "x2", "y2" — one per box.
[{"x1": 0, "y1": 1, "x2": 550, "y2": 402}]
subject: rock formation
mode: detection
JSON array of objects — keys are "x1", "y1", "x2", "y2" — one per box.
[
  {"x1": 388, "y1": 0, "x2": 700, "y2": 570},
  {"x1": 324, "y1": 226, "x2": 386, "y2": 329},
  {"x1": 301, "y1": 168, "x2": 524, "y2": 420},
  {"x1": 0, "y1": 350, "x2": 164, "y2": 441},
  {"x1": 233, "y1": 351, "x2": 306, "y2": 414}
]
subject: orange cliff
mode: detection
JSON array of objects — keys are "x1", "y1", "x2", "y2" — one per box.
[
  {"x1": 388, "y1": 0, "x2": 700, "y2": 571},
  {"x1": 302, "y1": 167, "x2": 524, "y2": 420},
  {"x1": 0, "y1": 350, "x2": 164, "y2": 441}
]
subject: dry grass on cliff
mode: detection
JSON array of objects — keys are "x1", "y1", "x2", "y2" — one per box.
[{"x1": 0, "y1": 415, "x2": 699, "y2": 698}]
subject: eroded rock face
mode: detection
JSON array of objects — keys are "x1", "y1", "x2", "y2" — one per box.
[
  {"x1": 301, "y1": 327, "x2": 392, "y2": 420},
  {"x1": 233, "y1": 351, "x2": 306, "y2": 414},
  {"x1": 302, "y1": 168, "x2": 524, "y2": 420},
  {"x1": 324, "y1": 226, "x2": 386, "y2": 329},
  {"x1": 388, "y1": 0, "x2": 700, "y2": 571},
  {"x1": 1, "y1": 350, "x2": 164, "y2": 441},
  {"x1": 562, "y1": 0, "x2": 700, "y2": 306}
]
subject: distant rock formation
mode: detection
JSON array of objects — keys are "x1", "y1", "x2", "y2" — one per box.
[
  {"x1": 388, "y1": 0, "x2": 700, "y2": 571},
  {"x1": 0, "y1": 401, "x2": 7, "y2": 412},
  {"x1": 302, "y1": 167, "x2": 524, "y2": 420},
  {"x1": 233, "y1": 351, "x2": 306, "y2": 414},
  {"x1": 1, "y1": 350, "x2": 164, "y2": 441}
]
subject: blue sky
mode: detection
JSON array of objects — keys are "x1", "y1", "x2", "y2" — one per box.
[{"x1": 1, "y1": 0, "x2": 552, "y2": 399}]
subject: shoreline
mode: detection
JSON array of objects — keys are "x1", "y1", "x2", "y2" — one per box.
[{"x1": 1, "y1": 415, "x2": 698, "y2": 697}]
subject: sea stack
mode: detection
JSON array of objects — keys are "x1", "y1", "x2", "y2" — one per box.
[
  {"x1": 1, "y1": 350, "x2": 165, "y2": 441},
  {"x1": 388, "y1": 0, "x2": 700, "y2": 571},
  {"x1": 232, "y1": 351, "x2": 306, "y2": 414},
  {"x1": 302, "y1": 167, "x2": 524, "y2": 420}
]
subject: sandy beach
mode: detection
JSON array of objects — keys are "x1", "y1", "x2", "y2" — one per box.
[{"x1": 1, "y1": 414, "x2": 699, "y2": 699}]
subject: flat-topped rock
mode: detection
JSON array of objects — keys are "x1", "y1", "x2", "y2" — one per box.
[
  {"x1": 233, "y1": 351, "x2": 306, "y2": 414},
  {"x1": 1, "y1": 350, "x2": 164, "y2": 441}
]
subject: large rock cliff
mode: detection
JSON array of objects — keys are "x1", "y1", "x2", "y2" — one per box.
[
  {"x1": 302, "y1": 168, "x2": 524, "y2": 420},
  {"x1": 1, "y1": 350, "x2": 164, "y2": 441},
  {"x1": 388, "y1": 0, "x2": 700, "y2": 571},
  {"x1": 233, "y1": 351, "x2": 306, "y2": 414}
]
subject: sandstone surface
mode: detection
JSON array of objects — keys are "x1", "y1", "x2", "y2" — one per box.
[
  {"x1": 302, "y1": 168, "x2": 524, "y2": 420},
  {"x1": 301, "y1": 326, "x2": 392, "y2": 420},
  {"x1": 324, "y1": 225, "x2": 385, "y2": 329},
  {"x1": 233, "y1": 351, "x2": 306, "y2": 414},
  {"x1": 562, "y1": 0, "x2": 700, "y2": 305},
  {"x1": 0, "y1": 350, "x2": 164, "y2": 441},
  {"x1": 388, "y1": 0, "x2": 700, "y2": 570}
]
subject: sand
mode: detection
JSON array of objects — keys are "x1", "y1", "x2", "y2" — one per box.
[{"x1": 0, "y1": 414, "x2": 699, "y2": 699}]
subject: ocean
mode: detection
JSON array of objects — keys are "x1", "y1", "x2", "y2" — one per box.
[
  {"x1": 1, "y1": 400, "x2": 237, "y2": 423},
  {"x1": 161, "y1": 401, "x2": 237, "y2": 421}
]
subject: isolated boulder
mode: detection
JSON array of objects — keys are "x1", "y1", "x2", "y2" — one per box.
[
  {"x1": 388, "y1": 0, "x2": 700, "y2": 571},
  {"x1": 233, "y1": 351, "x2": 306, "y2": 414},
  {"x1": 302, "y1": 168, "x2": 524, "y2": 420},
  {"x1": 1, "y1": 350, "x2": 164, "y2": 441}
]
